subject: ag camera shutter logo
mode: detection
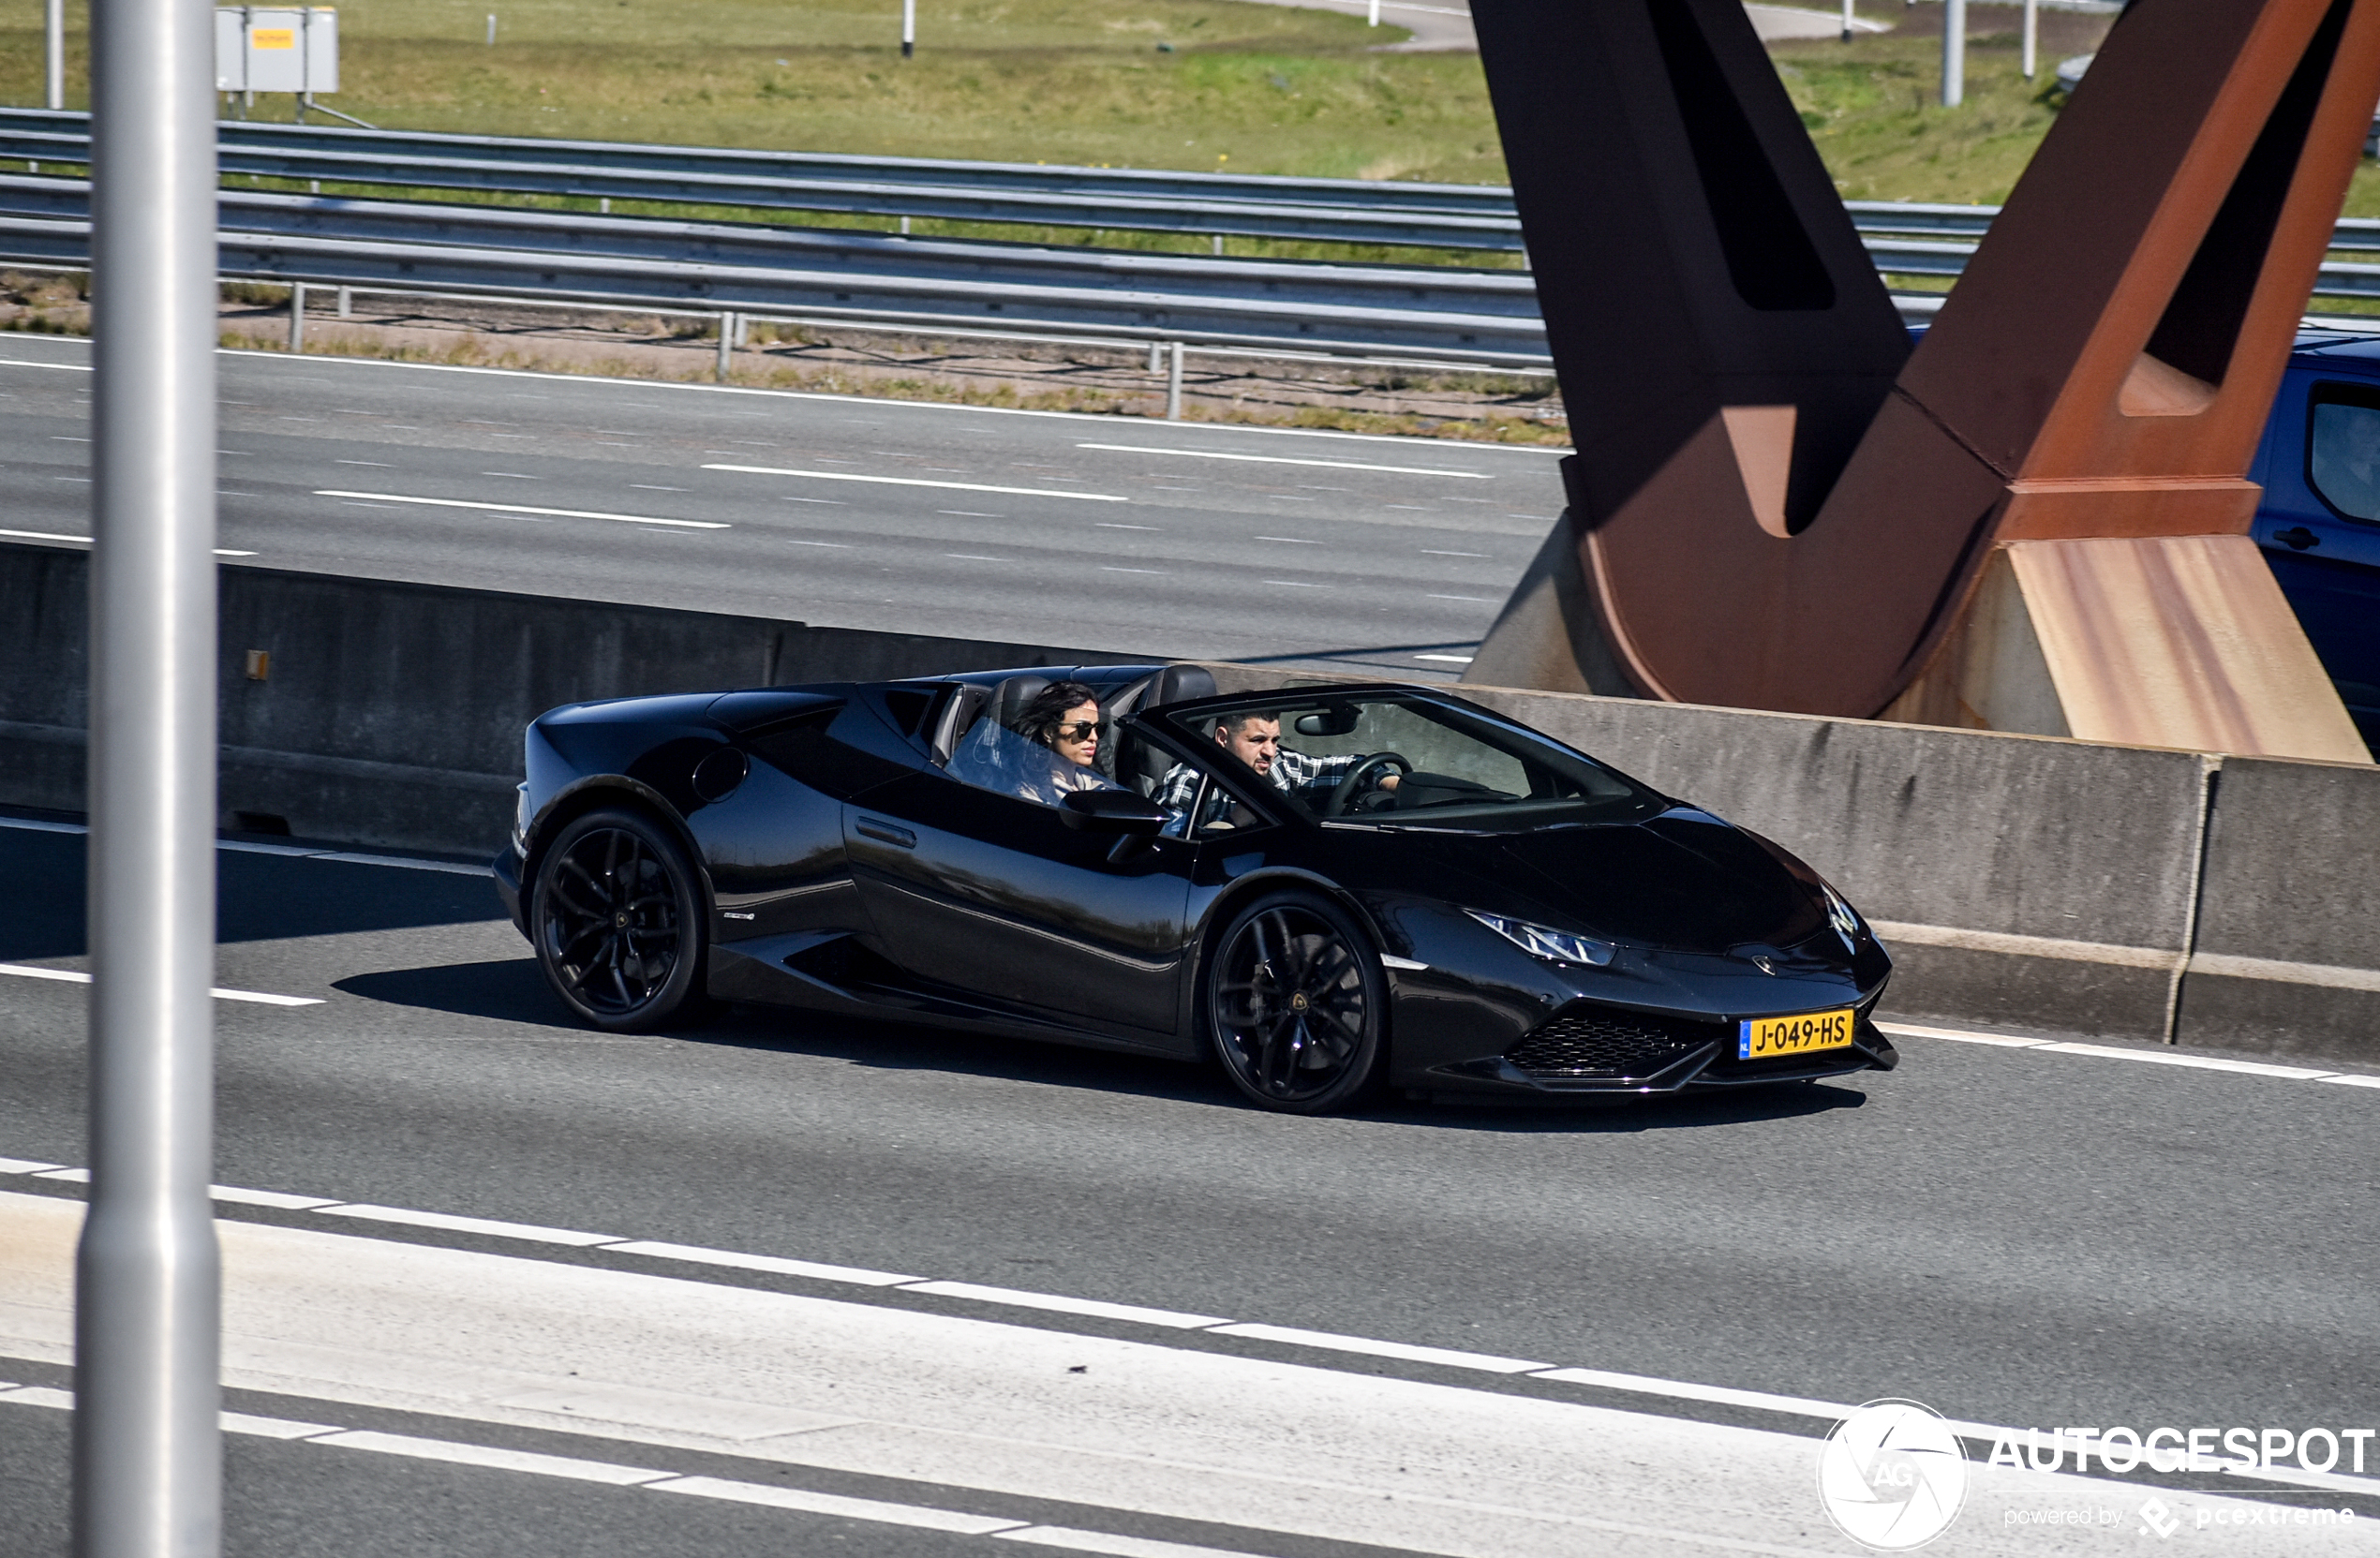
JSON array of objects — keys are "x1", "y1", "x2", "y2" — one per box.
[{"x1": 1817, "y1": 1399, "x2": 1970, "y2": 1550}]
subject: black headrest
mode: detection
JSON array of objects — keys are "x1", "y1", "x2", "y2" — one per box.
[
  {"x1": 992, "y1": 674, "x2": 1052, "y2": 734},
  {"x1": 1150, "y1": 664, "x2": 1216, "y2": 706}
]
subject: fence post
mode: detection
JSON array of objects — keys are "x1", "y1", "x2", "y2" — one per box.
[
  {"x1": 335, "y1": 285, "x2": 350, "y2": 318},
  {"x1": 1166, "y1": 341, "x2": 1184, "y2": 422},
  {"x1": 717, "y1": 309, "x2": 736, "y2": 381},
  {"x1": 289, "y1": 281, "x2": 305, "y2": 352}
]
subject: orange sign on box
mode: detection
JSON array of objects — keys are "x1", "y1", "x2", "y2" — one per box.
[{"x1": 250, "y1": 26, "x2": 295, "y2": 47}]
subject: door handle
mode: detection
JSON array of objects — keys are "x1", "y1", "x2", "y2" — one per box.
[
  {"x1": 2274, "y1": 526, "x2": 2322, "y2": 551},
  {"x1": 855, "y1": 818, "x2": 916, "y2": 849}
]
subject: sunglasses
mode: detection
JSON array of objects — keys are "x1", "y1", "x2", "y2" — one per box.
[{"x1": 1054, "y1": 720, "x2": 1101, "y2": 741}]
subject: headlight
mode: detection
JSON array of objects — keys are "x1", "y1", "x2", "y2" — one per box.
[
  {"x1": 1465, "y1": 909, "x2": 1614, "y2": 968},
  {"x1": 1821, "y1": 882, "x2": 1863, "y2": 950}
]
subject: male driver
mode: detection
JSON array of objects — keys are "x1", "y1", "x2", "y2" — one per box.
[{"x1": 1156, "y1": 708, "x2": 1396, "y2": 828}]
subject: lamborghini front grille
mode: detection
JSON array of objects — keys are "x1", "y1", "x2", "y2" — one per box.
[{"x1": 1504, "y1": 1006, "x2": 1718, "y2": 1079}]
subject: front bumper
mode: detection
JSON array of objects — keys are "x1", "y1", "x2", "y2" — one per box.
[{"x1": 1416, "y1": 1008, "x2": 1897, "y2": 1100}]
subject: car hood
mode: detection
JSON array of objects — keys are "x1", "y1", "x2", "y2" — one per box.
[{"x1": 1486, "y1": 809, "x2": 1830, "y2": 956}]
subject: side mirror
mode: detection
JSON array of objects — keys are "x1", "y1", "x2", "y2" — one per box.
[{"x1": 1060, "y1": 789, "x2": 1169, "y2": 836}]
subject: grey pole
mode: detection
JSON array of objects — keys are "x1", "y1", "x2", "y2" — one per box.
[
  {"x1": 2021, "y1": 0, "x2": 2038, "y2": 81},
  {"x1": 900, "y1": 0, "x2": 915, "y2": 57},
  {"x1": 47, "y1": 0, "x2": 66, "y2": 110},
  {"x1": 1940, "y1": 0, "x2": 1965, "y2": 107},
  {"x1": 1165, "y1": 341, "x2": 1184, "y2": 422},
  {"x1": 76, "y1": 0, "x2": 223, "y2": 1548},
  {"x1": 717, "y1": 309, "x2": 735, "y2": 380},
  {"x1": 288, "y1": 281, "x2": 305, "y2": 353}
]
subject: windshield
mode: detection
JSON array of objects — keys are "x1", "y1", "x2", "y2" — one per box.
[{"x1": 1158, "y1": 691, "x2": 1667, "y2": 833}]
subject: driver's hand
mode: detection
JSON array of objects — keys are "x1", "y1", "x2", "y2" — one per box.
[{"x1": 1379, "y1": 774, "x2": 1400, "y2": 790}]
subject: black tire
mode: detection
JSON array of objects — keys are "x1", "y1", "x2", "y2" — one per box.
[
  {"x1": 529, "y1": 807, "x2": 707, "y2": 1032},
  {"x1": 1204, "y1": 890, "x2": 1386, "y2": 1113}
]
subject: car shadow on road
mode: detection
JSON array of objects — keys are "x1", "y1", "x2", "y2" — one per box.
[{"x1": 336, "y1": 959, "x2": 1872, "y2": 1131}]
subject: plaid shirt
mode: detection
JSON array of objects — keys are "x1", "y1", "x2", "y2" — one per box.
[{"x1": 1155, "y1": 747, "x2": 1366, "y2": 827}]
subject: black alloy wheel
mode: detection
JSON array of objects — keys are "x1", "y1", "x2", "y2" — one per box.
[
  {"x1": 1205, "y1": 891, "x2": 1386, "y2": 1113},
  {"x1": 530, "y1": 808, "x2": 706, "y2": 1031}
]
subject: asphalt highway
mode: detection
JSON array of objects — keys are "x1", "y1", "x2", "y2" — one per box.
[
  {"x1": 0, "y1": 334, "x2": 1566, "y2": 676},
  {"x1": 3, "y1": 819, "x2": 2377, "y2": 1557}
]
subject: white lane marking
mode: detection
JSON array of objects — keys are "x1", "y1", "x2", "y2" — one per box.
[
  {"x1": 0, "y1": 1158, "x2": 64, "y2": 1174},
  {"x1": 51, "y1": 435, "x2": 89, "y2": 443},
  {"x1": 1077, "y1": 444, "x2": 1494, "y2": 479},
  {"x1": 704, "y1": 464, "x2": 1128, "y2": 503},
  {"x1": 629, "y1": 483, "x2": 687, "y2": 492},
  {"x1": 1095, "y1": 522, "x2": 1159, "y2": 531},
  {"x1": 10, "y1": 1193, "x2": 2378, "y2": 1523},
  {"x1": 1261, "y1": 580, "x2": 1329, "y2": 588},
  {"x1": 780, "y1": 496, "x2": 847, "y2": 505},
  {"x1": 0, "y1": 357, "x2": 92, "y2": 372},
  {"x1": 1879, "y1": 1021, "x2": 2376, "y2": 1085},
  {"x1": 312, "y1": 490, "x2": 729, "y2": 530},
  {"x1": 2033, "y1": 1042, "x2": 2336, "y2": 1080},
  {"x1": 212, "y1": 1184, "x2": 342, "y2": 1210},
  {"x1": 1253, "y1": 536, "x2": 1321, "y2": 544},
  {"x1": 1208, "y1": 1323, "x2": 1551, "y2": 1375},
  {"x1": 225, "y1": 1410, "x2": 346, "y2": 1439},
  {"x1": 480, "y1": 471, "x2": 540, "y2": 479},
  {"x1": 305, "y1": 851, "x2": 489, "y2": 877},
  {"x1": 333, "y1": 459, "x2": 391, "y2": 467},
  {"x1": 1101, "y1": 566, "x2": 1167, "y2": 574},
  {"x1": 313, "y1": 1430, "x2": 674, "y2": 1486},
  {"x1": 0, "y1": 963, "x2": 321, "y2": 1006},
  {"x1": 1414, "y1": 654, "x2": 1474, "y2": 664},
  {"x1": 0, "y1": 527, "x2": 254, "y2": 556},
  {"x1": 33, "y1": 1168, "x2": 86, "y2": 1182},
  {"x1": 996, "y1": 1526, "x2": 1273, "y2": 1558},
  {"x1": 1427, "y1": 594, "x2": 1493, "y2": 602},
  {"x1": 899, "y1": 1282, "x2": 1229, "y2": 1331},
  {"x1": 786, "y1": 539, "x2": 852, "y2": 547},
  {"x1": 649, "y1": 1476, "x2": 1023, "y2": 1535},
  {"x1": 318, "y1": 1204, "x2": 622, "y2": 1246},
  {"x1": 945, "y1": 554, "x2": 1007, "y2": 561},
  {"x1": 604, "y1": 1239, "x2": 920, "y2": 1288}
]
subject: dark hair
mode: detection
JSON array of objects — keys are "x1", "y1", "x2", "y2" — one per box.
[
  {"x1": 1217, "y1": 709, "x2": 1279, "y2": 737},
  {"x1": 1017, "y1": 680, "x2": 1102, "y2": 749}
]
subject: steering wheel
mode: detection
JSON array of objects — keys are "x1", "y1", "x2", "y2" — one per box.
[{"x1": 1323, "y1": 751, "x2": 1411, "y2": 817}]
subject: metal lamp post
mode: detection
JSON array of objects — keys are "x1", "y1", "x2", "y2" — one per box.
[
  {"x1": 74, "y1": 0, "x2": 224, "y2": 1546},
  {"x1": 1941, "y1": 0, "x2": 1966, "y2": 107},
  {"x1": 47, "y1": 0, "x2": 66, "y2": 109}
]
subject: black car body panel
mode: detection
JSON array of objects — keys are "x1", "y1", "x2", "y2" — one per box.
[{"x1": 500, "y1": 667, "x2": 1897, "y2": 1100}]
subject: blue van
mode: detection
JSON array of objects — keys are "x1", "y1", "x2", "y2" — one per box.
[{"x1": 2255, "y1": 332, "x2": 2380, "y2": 750}]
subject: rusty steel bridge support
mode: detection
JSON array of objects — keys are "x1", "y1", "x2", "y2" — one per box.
[{"x1": 1465, "y1": 0, "x2": 2375, "y2": 763}]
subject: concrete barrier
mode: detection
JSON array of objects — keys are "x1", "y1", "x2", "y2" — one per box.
[
  {"x1": 2179, "y1": 756, "x2": 2380, "y2": 1061},
  {"x1": 0, "y1": 542, "x2": 1123, "y2": 856},
  {"x1": 3, "y1": 541, "x2": 2370, "y2": 1061}
]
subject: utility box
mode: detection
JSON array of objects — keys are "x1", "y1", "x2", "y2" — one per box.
[{"x1": 216, "y1": 7, "x2": 339, "y2": 95}]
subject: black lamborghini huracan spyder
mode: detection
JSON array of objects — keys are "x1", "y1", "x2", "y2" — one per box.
[{"x1": 494, "y1": 662, "x2": 1897, "y2": 1112}]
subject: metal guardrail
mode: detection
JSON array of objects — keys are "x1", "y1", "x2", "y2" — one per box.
[
  {"x1": 5, "y1": 117, "x2": 2378, "y2": 364},
  {"x1": 0, "y1": 175, "x2": 1554, "y2": 362},
  {"x1": 5, "y1": 109, "x2": 2378, "y2": 260}
]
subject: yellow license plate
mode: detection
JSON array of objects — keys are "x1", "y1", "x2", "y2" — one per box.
[{"x1": 1737, "y1": 1008, "x2": 1854, "y2": 1060}]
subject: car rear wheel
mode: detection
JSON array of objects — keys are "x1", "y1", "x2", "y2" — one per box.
[
  {"x1": 1205, "y1": 891, "x2": 1385, "y2": 1113},
  {"x1": 530, "y1": 807, "x2": 706, "y2": 1032}
]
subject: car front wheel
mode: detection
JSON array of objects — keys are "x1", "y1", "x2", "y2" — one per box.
[
  {"x1": 1205, "y1": 891, "x2": 1385, "y2": 1113},
  {"x1": 530, "y1": 807, "x2": 706, "y2": 1032}
]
